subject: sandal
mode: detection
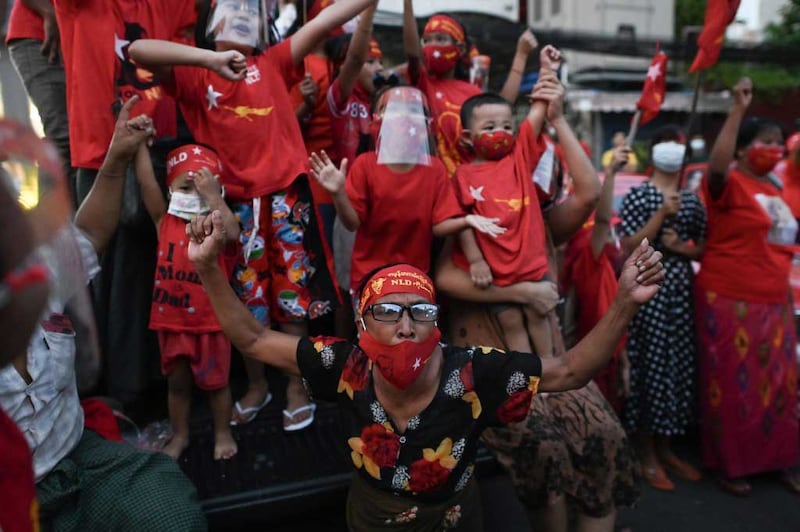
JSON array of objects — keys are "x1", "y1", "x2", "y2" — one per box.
[
  {"x1": 717, "y1": 476, "x2": 751, "y2": 496},
  {"x1": 660, "y1": 455, "x2": 702, "y2": 481},
  {"x1": 283, "y1": 403, "x2": 317, "y2": 432},
  {"x1": 643, "y1": 466, "x2": 674, "y2": 491},
  {"x1": 779, "y1": 470, "x2": 800, "y2": 495},
  {"x1": 230, "y1": 392, "x2": 273, "y2": 426}
]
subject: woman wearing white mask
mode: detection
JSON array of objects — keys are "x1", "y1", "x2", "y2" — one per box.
[{"x1": 618, "y1": 125, "x2": 707, "y2": 492}]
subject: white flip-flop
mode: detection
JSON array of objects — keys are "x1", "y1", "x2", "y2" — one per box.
[
  {"x1": 230, "y1": 392, "x2": 273, "y2": 426},
  {"x1": 282, "y1": 403, "x2": 317, "y2": 432}
]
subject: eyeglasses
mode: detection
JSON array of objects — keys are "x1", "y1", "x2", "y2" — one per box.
[{"x1": 364, "y1": 303, "x2": 440, "y2": 323}]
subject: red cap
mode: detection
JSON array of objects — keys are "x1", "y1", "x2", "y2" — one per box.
[{"x1": 166, "y1": 144, "x2": 222, "y2": 186}]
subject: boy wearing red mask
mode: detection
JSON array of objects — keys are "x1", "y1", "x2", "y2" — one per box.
[
  {"x1": 136, "y1": 143, "x2": 241, "y2": 461},
  {"x1": 129, "y1": 0, "x2": 377, "y2": 430},
  {"x1": 450, "y1": 47, "x2": 566, "y2": 357}
]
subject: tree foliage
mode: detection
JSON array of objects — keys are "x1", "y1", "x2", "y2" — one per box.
[
  {"x1": 674, "y1": 0, "x2": 707, "y2": 39},
  {"x1": 764, "y1": 0, "x2": 800, "y2": 47}
]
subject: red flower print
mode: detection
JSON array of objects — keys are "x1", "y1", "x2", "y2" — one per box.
[
  {"x1": 338, "y1": 348, "x2": 370, "y2": 399},
  {"x1": 348, "y1": 423, "x2": 400, "y2": 479},
  {"x1": 497, "y1": 389, "x2": 533, "y2": 424},
  {"x1": 460, "y1": 363, "x2": 474, "y2": 392},
  {"x1": 408, "y1": 458, "x2": 452, "y2": 493}
]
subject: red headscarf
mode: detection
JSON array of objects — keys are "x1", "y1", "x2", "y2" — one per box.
[
  {"x1": 423, "y1": 14, "x2": 465, "y2": 43},
  {"x1": 359, "y1": 264, "x2": 435, "y2": 311},
  {"x1": 166, "y1": 144, "x2": 222, "y2": 186}
]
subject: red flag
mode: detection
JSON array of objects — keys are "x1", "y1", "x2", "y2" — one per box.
[
  {"x1": 636, "y1": 51, "x2": 668, "y2": 126},
  {"x1": 689, "y1": 0, "x2": 741, "y2": 73}
]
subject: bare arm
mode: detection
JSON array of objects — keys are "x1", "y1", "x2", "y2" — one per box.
[
  {"x1": 539, "y1": 239, "x2": 663, "y2": 391},
  {"x1": 707, "y1": 77, "x2": 752, "y2": 201},
  {"x1": 127, "y1": 39, "x2": 247, "y2": 84},
  {"x1": 457, "y1": 229, "x2": 492, "y2": 288},
  {"x1": 133, "y1": 143, "x2": 166, "y2": 228},
  {"x1": 193, "y1": 167, "x2": 241, "y2": 241},
  {"x1": 335, "y1": 3, "x2": 377, "y2": 103},
  {"x1": 546, "y1": 113, "x2": 601, "y2": 246},
  {"x1": 498, "y1": 29, "x2": 537, "y2": 103},
  {"x1": 590, "y1": 146, "x2": 630, "y2": 257},
  {"x1": 402, "y1": 0, "x2": 421, "y2": 59},
  {"x1": 188, "y1": 212, "x2": 300, "y2": 375},
  {"x1": 290, "y1": 0, "x2": 378, "y2": 65},
  {"x1": 74, "y1": 97, "x2": 154, "y2": 255},
  {"x1": 309, "y1": 151, "x2": 361, "y2": 230}
]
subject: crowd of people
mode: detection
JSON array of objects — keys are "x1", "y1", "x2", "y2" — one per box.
[{"x1": 1, "y1": 0, "x2": 799, "y2": 531}]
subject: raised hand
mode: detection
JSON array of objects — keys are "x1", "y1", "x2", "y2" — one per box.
[
  {"x1": 617, "y1": 238, "x2": 664, "y2": 306},
  {"x1": 193, "y1": 167, "x2": 223, "y2": 200},
  {"x1": 107, "y1": 96, "x2": 156, "y2": 163},
  {"x1": 732, "y1": 77, "x2": 753, "y2": 110},
  {"x1": 539, "y1": 44, "x2": 562, "y2": 73},
  {"x1": 309, "y1": 151, "x2": 348, "y2": 194},
  {"x1": 517, "y1": 28, "x2": 538, "y2": 57},
  {"x1": 608, "y1": 145, "x2": 632, "y2": 173},
  {"x1": 465, "y1": 215, "x2": 507, "y2": 238},
  {"x1": 469, "y1": 259, "x2": 493, "y2": 289},
  {"x1": 530, "y1": 73, "x2": 565, "y2": 122},
  {"x1": 187, "y1": 210, "x2": 226, "y2": 269},
  {"x1": 299, "y1": 73, "x2": 319, "y2": 108},
  {"x1": 209, "y1": 50, "x2": 247, "y2": 81}
]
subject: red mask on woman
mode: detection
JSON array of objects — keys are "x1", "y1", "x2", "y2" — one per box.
[
  {"x1": 358, "y1": 328, "x2": 442, "y2": 390},
  {"x1": 474, "y1": 130, "x2": 515, "y2": 160},
  {"x1": 423, "y1": 44, "x2": 460, "y2": 76},
  {"x1": 746, "y1": 142, "x2": 785, "y2": 176}
]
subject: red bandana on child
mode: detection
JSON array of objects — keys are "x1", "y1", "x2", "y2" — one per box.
[{"x1": 166, "y1": 144, "x2": 223, "y2": 185}]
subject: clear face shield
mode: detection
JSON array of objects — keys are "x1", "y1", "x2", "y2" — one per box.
[
  {"x1": 375, "y1": 87, "x2": 433, "y2": 167},
  {"x1": 0, "y1": 121, "x2": 100, "y2": 387},
  {"x1": 207, "y1": 0, "x2": 269, "y2": 51}
]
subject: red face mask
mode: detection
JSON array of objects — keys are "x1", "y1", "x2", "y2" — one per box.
[
  {"x1": 746, "y1": 142, "x2": 785, "y2": 176},
  {"x1": 422, "y1": 44, "x2": 460, "y2": 76},
  {"x1": 473, "y1": 130, "x2": 515, "y2": 160},
  {"x1": 358, "y1": 327, "x2": 442, "y2": 390}
]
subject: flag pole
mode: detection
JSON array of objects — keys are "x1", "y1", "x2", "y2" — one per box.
[
  {"x1": 626, "y1": 110, "x2": 642, "y2": 146},
  {"x1": 679, "y1": 70, "x2": 705, "y2": 188}
]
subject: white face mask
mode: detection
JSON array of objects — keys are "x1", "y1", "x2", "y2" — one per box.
[
  {"x1": 167, "y1": 191, "x2": 210, "y2": 221},
  {"x1": 690, "y1": 138, "x2": 706, "y2": 153},
  {"x1": 651, "y1": 141, "x2": 686, "y2": 173}
]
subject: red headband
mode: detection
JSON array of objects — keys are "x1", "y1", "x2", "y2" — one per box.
[
  {"x1": 166, "y1": 144, "x2": 222, "y2": 186},
  {"x1": 787, "y1": 132, "x2": 800, "y2": 154},
  {"x1": 423, "y1": 14, "x2": 465, "y2": 44},
  {"x1": 368, "y1": 37, "x2": 383, "y2": 60},
  {"x1": 359, "y1": 264, "x2": 436, "y2": 311}
]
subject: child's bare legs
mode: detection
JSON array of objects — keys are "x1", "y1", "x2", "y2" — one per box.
[
  {"x1": 163, "y1": 359, "x2": 192, "y2": 460},
  {"x1": 209, "y1": 385, "x2": 237, "y2": 460},
  {"x1": 495, "y1": 306, "x2": 533, "y2": 353},
  {"x1": 280, "y1": 321, "x2": 314, "y2": 428},
  {"x1": 231, "y1": 358, "x2": 271, "y2": 424}
]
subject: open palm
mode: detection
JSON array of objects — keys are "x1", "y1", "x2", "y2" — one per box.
[{"x1": 309, "y1": 150, "x2": 347, "y2": 194}]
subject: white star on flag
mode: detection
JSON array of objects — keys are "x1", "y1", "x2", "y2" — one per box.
[
  {"x1": 114, "y1": 34, "x2": 130, "y2": 60},
  {"x1": 192, "y1": 146, "x2": 202, "y2": 155},
  {"x1": 470, "y1": 185, "x2": 485, "y2": 202},
  {"x1": 646, "y1": 62, "x2": 662, "y2": 81},
  {"x1": 412, "y1": 358, "x2": 421, "y2": 370},
  {"x1": 206, "y1": 85, "x2": 222, "y2": 110}
]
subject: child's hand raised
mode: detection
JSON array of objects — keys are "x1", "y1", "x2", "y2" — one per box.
[
  {"x1": 209, "y1": 50, "x2": 247, "y2": 81},
  {"x1": 516, "y1": 28, "x2": 538, "y2": 57},
  {"x1": 193, "y1": 167, "x2": 223, "y2": 200},
  {"x1": 539, "y1": 45, "x2": 561, "y2": 73},
  {"x1": 309, "y1": 151, "x2": 347, "y2": 194}
]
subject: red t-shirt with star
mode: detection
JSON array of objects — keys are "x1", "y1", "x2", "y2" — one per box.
[
  {"x1": 167, "y1": 40, "x2": 307, "y2": 201},
  {"x1": 6, "y1": 1, "x2": 46, "y2": 43},
  {"x1": 415, "y1": 67, "x2": 480, "y2": 177},
  {"x1": 0, "y1": 409, "x2": 38, "y2": 532},
  {"x1": 451, "y1": 120, "x2": 549, "y2": 286},
  {"x1": 345, "y1": 152, "x2": 464, "y2": 288},
  {"x1": 327, "y1": 77, "x2": 372, "y2": 169},
  {"x1": 149, "y1": 215, "x2": 239, "y2": 333},
  {"x1": 54, "y1": 0, "x2": 195, "y2": 169}
]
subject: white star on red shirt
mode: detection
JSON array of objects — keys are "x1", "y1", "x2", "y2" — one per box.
[
  {"x1": 470, "y1": 185, "x2": 486, "y2": 202},
  {"x1": 114, "y1": 33, "x2": 130, "y2": 60},
  {"x1": 206, "y1": 85, "x2": 222, "y2": 110}
]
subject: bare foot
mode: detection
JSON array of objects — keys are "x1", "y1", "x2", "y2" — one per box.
[
  {"x1": 231, "y1": 385, "x2": 270, "y2": 425},
  {"x1": 284, "y1": 378, "x2": 314, "y2": 430},
  {"x1": 162, "y1": 435, "x2": 189, "y2": 460},
  {"x1": 214, "y1": 429, "x2": 238, "y2": 460}
]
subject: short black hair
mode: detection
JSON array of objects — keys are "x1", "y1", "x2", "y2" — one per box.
[
  {"x1": 460, "y1": 92, "x2": 511, "y2": 130},
  {"x1": 736, "y1": 117, "x2": 784, "y2": 151},
  {"x1": 649, "y1": 125, "x2": 685, "y2": 151}
]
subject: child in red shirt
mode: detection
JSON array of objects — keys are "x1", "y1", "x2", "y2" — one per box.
[
  {"x1": 129, "y1": 0, "x2": 376, "y2": 430},
  {"x1": 136, "y1": 143, "x2": 241, "y2": 461},
  {"x1": 451, "y1": 47, "x2": 564, "y2": 356},
  {"x1": 309, "y1": 86, "x2": 506, "y2": 293}
]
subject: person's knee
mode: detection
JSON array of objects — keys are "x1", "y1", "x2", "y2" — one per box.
[{"x1": 496, "y1": 307, "x2": 525, "y2": 332}]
